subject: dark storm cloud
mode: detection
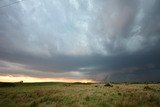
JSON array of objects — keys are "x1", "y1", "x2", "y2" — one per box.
[{"x1": 0, "y1": 0, "x2": 160, "y2": 82}]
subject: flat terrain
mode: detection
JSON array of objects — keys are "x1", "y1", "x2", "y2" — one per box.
[{"x1": 0, "y1": 82, "x2": 160, "y2": 107}]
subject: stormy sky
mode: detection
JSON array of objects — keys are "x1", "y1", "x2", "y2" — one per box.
[{"x1": 0, "y1": 0, "x2": 160, "y2": 82}]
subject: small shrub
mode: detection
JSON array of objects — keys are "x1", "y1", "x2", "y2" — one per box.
[
  {"x1": 144, "y1": 86, "x2": 152, "y2": 90},
  {"x1": 64, "y1": 84, "x2": 71, "y2": 87},
  {"x1": 30, "y1": 101, "x2": 38, "y2": 107},
  {"x1": 104, "y1": 83, "x2": 113, "y2": 87},
  {"x1": 85, "y1": 96, "x2": 90, "y2": 101},
  {"x1": 118, "y1": 93, "x2": 122, "y2": 96},
  {"x1": 130, "y1": 93, "x2": 133, "y2": 97}
]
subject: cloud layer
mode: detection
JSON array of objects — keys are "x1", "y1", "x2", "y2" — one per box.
[{"x1": 0, "y1": 0, "x2": 160, "y2": 82}]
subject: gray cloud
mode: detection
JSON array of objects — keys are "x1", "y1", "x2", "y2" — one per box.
[{"x1": 0, "y1": 0, "x2": 160, "y2": 82}]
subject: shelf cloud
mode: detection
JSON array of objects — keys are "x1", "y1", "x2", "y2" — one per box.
[{"x1": 0, "y1": 0, "x2": 160, "y2": 82}]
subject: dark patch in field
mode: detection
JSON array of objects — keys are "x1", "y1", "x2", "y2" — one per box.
[
  {"x1": 104, "y1": 83, "x2": 113, "y2": 87},
  {"x1": 72, "y1": 82, "x2": 93, "y2": 85},
  {"x1": 144, "y1": 86, "x2": 154, "y2": 91},
  {"x1": 0, "y1": 82, "x2": 16, "y2": 87},
  {"x1": 30, "y1": 101, "x2": 38, "y2": 107}
]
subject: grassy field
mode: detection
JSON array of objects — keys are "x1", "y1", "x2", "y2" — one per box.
[{"x1": 0, "y1": 82, "x2": 160, "y2": 107}]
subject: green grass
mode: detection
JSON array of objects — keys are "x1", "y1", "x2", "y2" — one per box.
[{"x1": 0, "y1": 82, "x2": 160, "y2": 107}]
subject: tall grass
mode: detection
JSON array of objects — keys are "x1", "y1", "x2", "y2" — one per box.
[{"x1": 0, "y1": 82, "x2": 160, "y2": 107}]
